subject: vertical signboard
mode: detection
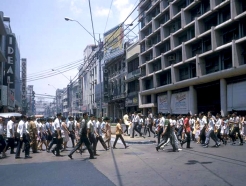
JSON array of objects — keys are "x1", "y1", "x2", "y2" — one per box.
[
  {"x1": 21, "y1": 58, "x2": 27, "y2": 108},
  {"x1": 171, "y1": 91, "x2": 189, "y2": 114},
  {"x1": 4, "y1": 34, "x2": 16, "y2": 108},
  {"x1": 103, "y1": 67, "x2": 108, "y2": 100},
  {"x1": 157, "y1": 94, "x2": 168, "y2": 113}
]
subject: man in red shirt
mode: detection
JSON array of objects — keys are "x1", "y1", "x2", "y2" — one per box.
[{"x1": 181, "y1": 113, "x2": 191, "y2": 148}]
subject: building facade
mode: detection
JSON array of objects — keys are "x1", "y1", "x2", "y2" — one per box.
[
  {"x1": 125, "y1": 42, "x2": 141, "y2": 113},
  {"x1": 138, "y1": 0, "x2": 246, "y2": 116}
]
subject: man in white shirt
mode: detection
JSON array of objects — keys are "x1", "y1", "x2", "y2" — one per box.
[
  {"x1": 5, "y1": 116, "x2": 16, "y2": 154},
  {"x1": 203, "y1": 114, "x2": 220, "y2": 148},
  {"x1": 157, "y1": 112, "x2": 165, "y2": 144},
  {"x1": 51, "y1": 113, "x2": 63, "y2": 157},
  {"x1": 131, "y1": 112, "x2": 144, "y2": 138},
  {"x1": 229, "y1": 112, "x2": 243, "y2": 145},
  {"x1": 199, "y1": 112, "x2": 207, "y2": 144},
  {"x1": 67, "y1": 116, "x2": 75, "y2": 148},
  {"x1": 15, "y1": 115, "x2": 32, "y2": 159},
  {"x1": 87, "y1": 115, "x2": 98, "y2": 156},
  {"x1": 123, "y1": 113, "x2": 130, "y2": 135},
  {"x1": 95, "y1": 117, "x2": 108, "y2": 151}
]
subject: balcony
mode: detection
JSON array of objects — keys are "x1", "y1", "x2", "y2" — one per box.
[
  {"x1": 113, "y1": 93, "x2": 126, "y2": 100},
  {"x1": 127, "y1": 69, "x2": 141, "y2": 80}
]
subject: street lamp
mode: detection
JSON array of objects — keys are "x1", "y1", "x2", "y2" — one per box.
[
  {"x1": 52, "y1": 69, "x2": 70, "y2": 82},
  {"x1": 64, "y1": 17, "x2": 99, "y2": 44},
  {"x1": 48, "y1": 84, "x2": 57, "y2": 90},
  {"x1": 65, "y1": 17, "x2": 103, "y2": 117}
]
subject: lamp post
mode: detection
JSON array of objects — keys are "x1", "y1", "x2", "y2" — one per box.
[
  {"x1": 52, "y1": 69, "x2": 70, "y2": 82},
  {"x1": 65, "y1": 17, "x2": 103, "y2": 117}
]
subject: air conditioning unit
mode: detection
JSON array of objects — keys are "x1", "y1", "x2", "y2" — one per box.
[{"x1": 168, "y1": 55, "x2": 176, "y2": 61}]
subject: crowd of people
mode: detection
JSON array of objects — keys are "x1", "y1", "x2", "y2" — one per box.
[
  {"x1": 0, "y1": 110, "x2": 245, "y2": 159},
  {"x1": 0, "y1": 113, "x2": 128, "y2": 159},
  {"x1": 122, "y1": 111, "x2": 245, "y2": 152}
]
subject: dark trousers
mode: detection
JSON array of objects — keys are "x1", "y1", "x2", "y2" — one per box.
[
  {"x1": 52, "y1": 132, "x2": 62, "y2": 156},
  {"x1": 146, "y1": 124, "x2": 155, "y2": 137},
  {"x1": 181, "y1": 131, "x2": 191, "y2": 148},
  {"x1": 177, "y1": 126, "x2": 183, "y2": 141},
  {"x1": 0, "y1": 135, "x2": 6, "y2": 153},
  {"x1": 113, "y1": 134, "x2": 126, "y2": 148},
  {"x1": 6, "y1": 137, "x2": 15, "y2": 153},
  {"x1": 68, "y1": 135, "x2": 94, "y2": 158},
  {"x1": 89, "y1": 134, "x2": 97, "y2": 155},
  {"x1": 96, "y1": 135, "x2": 107, "y2": 150},
  {"x1": 157, "y1": 128, "x2": 163, "y2": 144},
  {"x1": 200, "y1": 127, "x2": 206, "y2": 144},
  {"x1": 69, "y1": 131, "x2": 75, "y2": 147},
  {"x1": 216, "y1": 128, "x2": 224, "y2": 142},
  {"x1": 230, "y1": 127, "x2": 243, "y2": 143},
  {"x1": 157, "y1": 134, "x2": 169, "y2": 148},
  {"x1": 16, "y1": 133, "x2": 30, "y2": 157},
  {"x1": 124, "y1": 125, "x2": 129, "y2": 134},
  {"x1": 132, "y1": 122, "x2": 142, "y2": 138}
]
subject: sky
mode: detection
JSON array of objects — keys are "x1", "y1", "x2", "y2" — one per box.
[{"x1": 0, "y1": 0, "x2": 139, "y2": 102}]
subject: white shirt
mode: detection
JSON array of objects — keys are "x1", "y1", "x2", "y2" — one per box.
[
  {"x1": 0, "y1": 122, "x2": 4, "y2": 135},
  {"x1": 233, "y1": 116, "x2": 240, "y2": 127},
  {"x1": 25, "y1": 121, "x2": 29, "y2": 134},
  {"x1": 139, "y1": 118, "x2": 143, "y2": 125},
  {"x1": 159, "y1": 117, "x2": 165, "y2": 127},
  {"x1": 215, "y1": 118, "x2": 222, "y2": 129},
  {"x1": 7, "y1": 120, "x2": 14, "y2": 138},
  {"x1": 145, "y1": 118, "x2": 149, "y2": 125},
  {"x1": 87, "y1": 120, "x2": 94, "y2": 133},
  {"x1": 54, "y1": 118, "x2": 61, "y2": 130},
  {"x1": 67, "y1": 120, "x2": 74, "y2": 131},
  {"x1": 17, "y1": 120, "x2": 26, "y2": 137},
  {"x1": 132, "y1": 115, "x2": 139, "y2": 123},
  {"x1": 208, "y1": 118, "x2": 215, "y2": 131},
  {"x1": 96, "y1": 121, "x2": 102, "y2": 136}
]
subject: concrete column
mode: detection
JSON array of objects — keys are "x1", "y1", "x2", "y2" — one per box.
[
  {"x1": 220, "y1": 79, "x2": 227, "y2": 117},
  {"x1": 167, "y1": 90, "x2": 172, "y2": 114},
  {"x1": 189, "y1": 85, "x2": 197, "y2": 115}
]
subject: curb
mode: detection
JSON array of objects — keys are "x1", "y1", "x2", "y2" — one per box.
[{"x1": 125, "y1": 140, "x2": 157, "y2": 144}]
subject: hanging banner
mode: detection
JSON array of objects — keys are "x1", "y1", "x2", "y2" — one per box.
[
  {"x1": 171, "y1": 91, "x2": 189, "y2": 114},
  {"x1": 4, "y1": 34, "x2": 16, "y2": 89},
  {"x1": 157, "y1": 94, "x2": 168, "y2": 113}
]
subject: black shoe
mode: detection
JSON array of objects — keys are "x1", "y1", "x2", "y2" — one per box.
[
  {"x1": 173, "y1": 150, "x2": 179, "y2": 152},
  {"x1": 51, "y1": 150, "x2": 56, "y2": 156},
  {"x1": 203, "y1": 145, "x2": 208, "y2": 148},
  {"x1": 15, "y1": 156, "x2": 21, "y2": 159},
  {"x1": 68, "y1": 154, "x2": 73, "y2": 159},
  {"x1": 125, "y1": 146, "x2": 129, "y2": 149},
  {"x1": 25, "y1": 156, "x2": 32, "y2": 159},
  {"x1": 156, "y1": 146, "x2": 159, "y2": 152},
  {"x1": 46, "y1": 150, "x2": 50, "y2": 153},
  {"x1": 89, "y1": 156, "x2": 97, "y2": 159},
  {"x1": 10, "y1": 152, "x2": 16, "y2": 154}
]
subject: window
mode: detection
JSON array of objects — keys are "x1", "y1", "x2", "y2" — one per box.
[
  {"x1": 219, "y1": 4, "x2": 230, "y2": 24},
  {"x1": 146, "y1": 95, "x2": 151, "y2": 104},
  {"x1": 158, "y1": 70, "x2": 171, "y2": 86},
  {"x1": 205, "y1": 55, "x2": 219, "y2": 74},
  {"x1": 222, "y1": 26, "x2": 239, "y2": 44},
  {"x1": 203, "y1": 36, "x2": 212, "y2": 52},
  {"x1": 204, "y1": 14, "x2": 217, "y2": 31},
  {"x1": 145, "y1": 79, "x2": 153, "y2": 90},
  {"x1": 179, "y1": 66, "x2": 189, "y2": 81},
  {"x1": 192, "y1": 42, "x2": 202, "y2": 56}
]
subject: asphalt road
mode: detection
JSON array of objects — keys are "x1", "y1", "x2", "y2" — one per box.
[{"x1": 1, "y1": 138, "x2": 246, "y2": 186}]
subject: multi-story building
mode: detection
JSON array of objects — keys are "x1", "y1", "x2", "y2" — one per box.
[
  {"x1": 26, "y1": 85, "x2": 35, "y2": 116},
  {"x1": 0, "y1": 12, "x2": 22, "y2": 112},
  {"x1": 71, "y1": 80, "x2": 81, "y2": 116},
  {"x1": 56, "y1": 88, "x2": 64, "y2": 114},
  {"x1": 125, "y1": 42, "x2": 141, "y2": 113},
  {"x1": 138, "y1": 0, "x2": 246, "y2": 116}
]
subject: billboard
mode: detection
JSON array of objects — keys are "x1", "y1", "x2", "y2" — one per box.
[
  {"x1": 103, "y1": 24, "x2": 124, "y2": 56},
  {"x1": 22, "y1": 58, "x2": 27, "y2": 107},
  {"x1": 157, "y1": 94, "x2": 168, "y2": 113},
  {"x1": 4, "y1": 34, "x2": 16, "y2": 89},
  {"x1": 171, "y1": 91, "x2": 189, "y2": 114}
]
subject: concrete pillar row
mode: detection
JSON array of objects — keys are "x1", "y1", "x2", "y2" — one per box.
[
  {"x1": 189, "y1": 85, "x2": 197, "y2": 115},
  {"x1": 220, "y1": 78, "x2": 227, "y2": 117}
]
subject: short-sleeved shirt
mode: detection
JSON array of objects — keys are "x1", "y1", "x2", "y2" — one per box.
[
  {"x1": 233, "y1": 116, "x2": 240, "y2": 127},
  {"x1": 7, "y1": 120, "x2": 14, "y2": 138},
  {"x1": 0, "y1": 122, "x2": 4, "y2": 135},
  {"x1": 54, "y1": 118, "x2": 61, "y2": 130},
  {"x1": 184, "y1": 117, "x2": 191, "y2": 133},
  {"x1": 208, "y1": 118, "x2": 215, "y2": 131},
  {"x1": 80, "y1": 119, "x2": 87, "y2": 136},
  {"x1": 115, "y1": 123, "x2": 122, "y2": 135},
  {"x1": 96, "y1": 121, "x2": 102, "y2": 136},
  {"x1": 123, "y1": 114, "x2": 129, "y2": 125},
  {"x1": 159, "y1": 117, "x2": 165, "y2": 127},
  {"x1": 67, "y1": 120, "x2": 74, "y2": 131},
  {"x1": 87, "y1": 120, "x2": 94, "y2": 133}
]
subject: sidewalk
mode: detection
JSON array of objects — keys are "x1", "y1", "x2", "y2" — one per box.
[{"x1": 111, "y1": 134, "x2": 157, "y2": 144}]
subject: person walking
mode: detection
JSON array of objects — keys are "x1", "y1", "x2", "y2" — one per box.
[
  {"x1": 104, "y1": 117, "x2": 112, "y2": 149},
  {"x1": 15, "y1": 115, "x2": 32, "y2": 159},
  {"x1": 95, "y1": 117, "x2": 108, "y2": 151},
  {"x1": 87, "y1": 115, "x2": 98, "y2": 156},
  {"x1": 131, "y1": 112, "x2": 144, "y2": 138},
  {"x1": 5, "y1": 116, "x2": 16, "y2": 154},
  {"x1": 68, "y1": 113, "x2": 95, "y2": 159},
  {"x1": 156, "y1": 113, "x2": 171, "y2": 151},
  {"x1": 0, "y1": 117, "x2": 6, "y2": 158},
  {"x1": 67, "y1": 116, "x2": 75, "y2": 148},
  {"x1": 123, "y1": 113, "x2": 130, "y2": 135},
  {"x1": 29, "y1": 116, "x2": 39, "y2": 153},
  {"x1": 229, "y1": 112, "x2": 243, "y2": 145},
  {"x1": 181, "y1": 113, "x2": 192, "y2": 148},
  {"x1": 51, "y1": 113, "x2": 63, "y2": 157},
  {"x1": 113, "y1": 118, "x2": 129, "y2": 149}
]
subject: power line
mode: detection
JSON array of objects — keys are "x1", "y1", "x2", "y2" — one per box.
[
  {"x1": 104, "y1": 0, "x2": 114, "y2": 32},
  {"x1": 88, "y1": 0, "x2": 96, "y2": 45}
]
